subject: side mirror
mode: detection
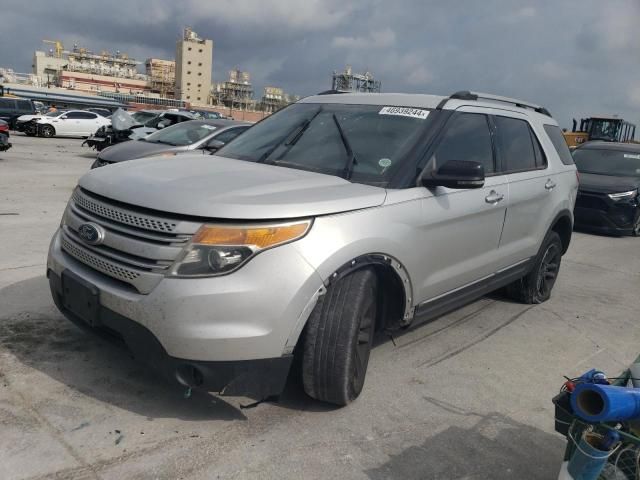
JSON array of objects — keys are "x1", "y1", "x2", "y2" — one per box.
[
  {"x1": 60, "y1": 115, "x2": 67, "y2": 120},
  {"x1": 204, "y1": 139, "x2": 225, "y2": 152},
  {"x1": 157, "y1": 121, "x2": 168, "y2": 129},
  {"x1": 421, "y1": 160, "x2": 485, "y2": 189}
]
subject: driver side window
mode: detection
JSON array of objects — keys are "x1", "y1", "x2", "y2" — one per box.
[{"x1": 431, "y1": 113, "x2": 495, "y2": 174}]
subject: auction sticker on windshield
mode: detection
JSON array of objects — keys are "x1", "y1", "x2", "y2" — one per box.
[{"x1": 379, "y1": 106, "x2": 429, "y2": 119}]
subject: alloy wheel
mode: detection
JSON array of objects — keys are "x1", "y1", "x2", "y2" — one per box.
[{"x1": 535, "y1": 243, "x2": 561, "y2": 299}]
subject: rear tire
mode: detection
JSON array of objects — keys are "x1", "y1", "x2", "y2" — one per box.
[
  {"x1": 40, "y1": 125, "x2": 55, "y2": 138},
  {"x1": 632, "y1": 214, "x2": 640, "y2": 237},
  {"x1": 505, "y1": 231, "x2": 563, "y2": 304},
  {"x1": 302, "y1": 268, "x2": 377, "y2": 406}
]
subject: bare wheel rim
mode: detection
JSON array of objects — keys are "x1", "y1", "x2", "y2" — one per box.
[
  {"x1": 536, "y1": 243, "x2": 560, "y2": 298},
  {"x1": 351, "y1": 294, "x2": 376, "y2": 392},
  {"x1": 42, "y1": 126, "x2": 53, "y2": 137}
]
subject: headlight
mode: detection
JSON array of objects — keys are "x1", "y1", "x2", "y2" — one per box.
[
  {"x1": 608, "y1": 189, "x2": 638, "y2": 201},
  {"x1": 169, "y1": 220, "x2": 312, "y2": 277}
]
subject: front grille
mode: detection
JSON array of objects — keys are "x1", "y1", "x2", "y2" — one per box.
[
  {"x1": 61, "y1": 236, "x2": 141, "y2": 282},
  {"x1": 575, "y1": 194, "x2": 608, "y2": 211},
  {"x1": 61, "y1": 189, "x2": 201, "y2": 293},
  {"x1": 73, "y1": 189, "x2": 177, "y2": 233}
]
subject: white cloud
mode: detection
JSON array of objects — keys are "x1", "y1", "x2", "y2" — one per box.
[
  {"x1": 332, "y1": 28, "x2": 396, "y2": 49},
  {"x1": 185, "y1": 0, "x2": 352, "y2": 30},
  {"x1": 533, "y1": 61, "x2": 569, "y2": 80}
]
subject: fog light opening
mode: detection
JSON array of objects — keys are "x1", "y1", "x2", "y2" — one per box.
[{"x1": 176, "y1": 364, "x2": 204, "y2": 387}]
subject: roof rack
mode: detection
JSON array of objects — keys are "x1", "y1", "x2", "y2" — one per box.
[
  {"x1": 436, "y1": 90, "x2": 552, "y2": 117},
  {"x1": 316, "y1": 89, "x2": 348, "y2": 95}
]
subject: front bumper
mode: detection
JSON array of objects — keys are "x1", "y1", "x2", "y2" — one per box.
[
  {"x1": 47, "y1": 229, "x2": 324, "y2": 396},
  {"x1": 49, "y1": 269, "x2": 292, "y2": 397},
  {"x1": 574, "y1": 191, "x2": 639, "y2": 236}
]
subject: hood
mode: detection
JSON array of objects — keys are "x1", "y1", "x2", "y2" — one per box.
[
  {"x1": 17, "y1": 114, "x2": 42, "y2": 122},
  {"x1": 79, "y1": 154, "x2": 386, "y2": 219},
  {"x1": 98, "y1": 140, "x2": 187, "y2": 162},
  {"x1": 129, "y1": 127, "x2": 156, "y2": 140},
  {"x1": 578, "y1": 172, "x2": 640, "y2": 194}
]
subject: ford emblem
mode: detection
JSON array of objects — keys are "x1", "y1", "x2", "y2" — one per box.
[{"x1": 78, "y1": 222, "x2": 105, "y2": 246}]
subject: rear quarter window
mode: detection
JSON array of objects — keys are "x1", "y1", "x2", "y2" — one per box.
[
  {"x1": 17, "y1": 100, "x2": 33, "y2": 111},
  {"x1": 0, "y1": 98, "x2": 16, "y2": 110},
  {"x1": 543, "y1": 124, "x2": 574, "y2": 165}
]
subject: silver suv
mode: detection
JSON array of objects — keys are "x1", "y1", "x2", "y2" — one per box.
[{"x1": 47, "y1": 91, "x2": 578, "y2": 406}]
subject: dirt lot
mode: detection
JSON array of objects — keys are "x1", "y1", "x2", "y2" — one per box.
[{"x1": 1, "y1": 134, "x2": 639, "y2": 480}]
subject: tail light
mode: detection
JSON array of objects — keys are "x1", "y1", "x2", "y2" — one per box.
[{"x1": 0, "y1": 124, "x2": 8, "y2": 133}]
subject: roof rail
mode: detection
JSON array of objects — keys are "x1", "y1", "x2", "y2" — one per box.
[
  {"x1": 436, "y1": 90, "x2": 552, "y2": 117},
  {"x1": 316, "y1": 89, "x2": 348, "y2": 95}
]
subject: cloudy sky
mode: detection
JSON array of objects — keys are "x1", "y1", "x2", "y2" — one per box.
[{"x1": 1, "y1": 0, "x2": 639, "y2": 129}]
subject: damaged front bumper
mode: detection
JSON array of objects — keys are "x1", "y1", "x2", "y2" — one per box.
[{"x1": 48, "y1": 268, "x2": 294, "y2": 399}]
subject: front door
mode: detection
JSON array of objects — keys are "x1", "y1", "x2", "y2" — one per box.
[{"x1": 415, "y1": 109, "x2": 509, "y2": 303}]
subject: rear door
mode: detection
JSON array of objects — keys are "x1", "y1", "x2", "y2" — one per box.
[
  {"x1": 493, "y1": 113, "x2": 558, "y2": 267},
  {"x1": 415, "y1": 108, "x2": 509, "y2": 302},
  {"x1": 56, "y1": 111, "x2": 83, "y2": 135},
  {"x1": 76, "y1": 112, "x2": 101, "y2": 135}
]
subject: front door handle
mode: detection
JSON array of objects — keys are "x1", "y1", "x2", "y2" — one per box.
[
  {"x1": 545, "y1": 179, "x2": 556, "y2": 191},
  {"x1": 485, "y1": 190, "x2": 505, "y2": 204}
]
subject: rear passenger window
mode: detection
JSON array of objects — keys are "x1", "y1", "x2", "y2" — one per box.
[
  {"x1": 494, "y1": 116, "x2": 538, "y2": 172},
  {"x1": 543, "y1": 124, "x2": 574, "y2": 165},
  {"x1": 433, "y1": 113, "x2": 495, "y2": 174},
  {"x1": 17, "y1": 100, "x2": 32, "y2": 111}
]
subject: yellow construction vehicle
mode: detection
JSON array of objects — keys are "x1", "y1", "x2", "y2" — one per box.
[{"x1": 564, "y1": 115, "x2": 636, "y2": 148}]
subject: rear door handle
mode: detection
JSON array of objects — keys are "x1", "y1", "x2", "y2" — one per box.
[
  {"x1": 485, "y1": 190, "x2": 504, "y2": 204},
  {"x1": 545, "y1": 179, "x2": 556, "y2": 191}
]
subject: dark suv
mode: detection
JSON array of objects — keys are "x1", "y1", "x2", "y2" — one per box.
[{"x1": 0, "y1": 97, "x2": 38, "y2": 129}]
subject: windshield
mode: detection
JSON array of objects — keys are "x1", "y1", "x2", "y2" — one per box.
[
  {"x1": 216, "y1": 103, "x2": 431, "y2": 185},
  {"x1": 573, "y1": 148, "x2": 640, "y2": 177},
  {"x1": 588, "y1": 119, "x2": 620, "y2": 141},
  {"x1": 144, "y1": 121, "x2": 216, "y2": 146}
]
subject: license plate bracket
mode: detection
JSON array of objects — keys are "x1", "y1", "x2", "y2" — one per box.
[{"x1": 61, "y1": 270, "x2": 100, "y2": 326}]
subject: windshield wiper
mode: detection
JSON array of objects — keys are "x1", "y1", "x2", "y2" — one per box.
[
  {"x1": 332, "y1": 114, "x2": 358, "y2": 180},
  {"x1": 152, "y1": 140, "x2": 178, "y2": 146},
  {"x1": 257, "y1": 108, "x2": 322, "y2": 163}
]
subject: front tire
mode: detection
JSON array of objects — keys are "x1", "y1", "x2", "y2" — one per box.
[
  {"x1": 302, "y1": 268, "x2": 377, "y2": 406},
  {"x1": 40, "y1": 125, "x2": 55, "y2": 138},
  {"x1": 506, "y1": 231, "x2": 563, "y2": 304}
]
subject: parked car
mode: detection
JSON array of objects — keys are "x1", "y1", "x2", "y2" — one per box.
[
  {"x1": 86, "y1": 108, "x2": 113, "y2": 118},
  {"x1": 91, "y1": 119, "x2": 250, "y2": 168},
  {"x1": 15, "y1": 110, "x2": 67, "y2": 135},
  {"x1": 47, "y1": 91, "x2": 577, "y2": 406},
  {"x1": 0, "y1": 97, "x2": 38, "y2": 129},
  {"x1": 83, "y1": 109, "x2": 166, "y2": 151},
  {"x1": 573, "y1": 141, "x2": 640, "y2": 236},
  {"x1": 0, "y1": 119, "x2": 11, "y2": 152},
  {"x1": 37, "y1": 110, "x2": 111, "y2": 138},
  {"x1": 128, "y1": 111, "x2": 197, "y2": 140}
]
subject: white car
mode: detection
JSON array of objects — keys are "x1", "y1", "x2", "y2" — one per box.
[{"x1": 37, "y1": 110, "x2": 111, "y2": 138}]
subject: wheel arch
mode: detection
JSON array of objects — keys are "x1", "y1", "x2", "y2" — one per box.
[
  {"x1": 549, "y1": 210, "x2": 573, "y2": 254},
  {"x1": 323, "y1": 253, "x2": 414, "y2": 330}
]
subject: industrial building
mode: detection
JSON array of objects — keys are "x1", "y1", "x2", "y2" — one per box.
[
  {"x1": 212, "y1": 68, "x2": 254, "y2": 110},
  {"x1": 146, "y1": 58, "x2": 176, "y2": 98},
  {"x1": 32, "y1": 41, "x2": 150, "y2": 94},
  {"x1": 331, "y1": 65, "x2": 381, "y2": 93},
  {"x1": 175, "y1": 28, "x2": 213, "y2": 105}
]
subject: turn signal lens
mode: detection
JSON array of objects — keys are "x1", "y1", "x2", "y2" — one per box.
[
  {"x1": 192, "y1": 222, "x2": 311, "y2": 249},
  {"x1": 169, "y1": 220, "x2": 312, "y2": 277}
]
